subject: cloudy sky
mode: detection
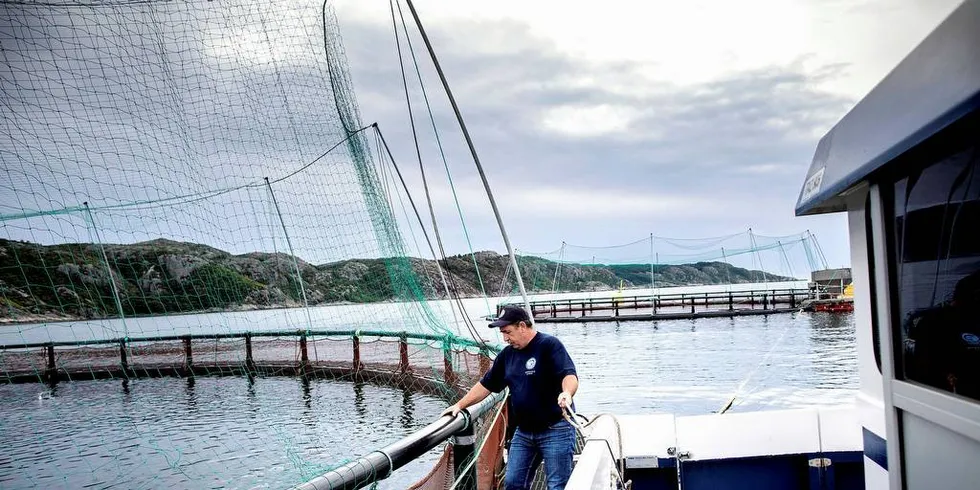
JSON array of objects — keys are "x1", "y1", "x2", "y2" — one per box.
[
  {"x1": 325, "y1": 0, "x2": 962, "y2": 268},
  {"x1": 0, "y1": 0, "x2": 963, "y2": 273}
]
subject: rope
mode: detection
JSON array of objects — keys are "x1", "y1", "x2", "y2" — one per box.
[
  {"x1": 718, "y1": 316, "x2": 795, "y2": 414},
  {"x1": 0, "y1": 126, "x2": 371, "y2": 223},
  {"x1": 393, "y1": 0, "x2": 492, "y2": 313},
  {"x1": 374, "y1": 125, "x2": 487, "y2": 346},
  {"x1": 389, "y1": 0, "x2": 458, "y2": 327}
]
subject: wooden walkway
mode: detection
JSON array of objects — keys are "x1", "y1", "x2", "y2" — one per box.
[{"x1": 501, "y1": 288, "x2": 812, "y2": 323}]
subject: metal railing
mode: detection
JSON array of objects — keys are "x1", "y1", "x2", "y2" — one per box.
[
  {"x1": 294, "y1": 391, "x2": 505, "y2": 490},
  {"x1": 501, "y1": 288, "x2": 812, "y2": 320},
  {"x1": 0, "y1": 330, "x2": 498, "y2": 389}
]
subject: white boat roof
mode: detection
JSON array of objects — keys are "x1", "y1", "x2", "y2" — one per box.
[{"x1": 795, "y1": 0, "x2": 980, "y2": 216}]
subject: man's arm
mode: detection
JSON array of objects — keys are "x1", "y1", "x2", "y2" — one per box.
[
  {"x1": 557, "y1": 374, "x2": 578, "y2": 409},
  {"x1": 441, "y1": 382, "x2": 491, "y2": 417}
]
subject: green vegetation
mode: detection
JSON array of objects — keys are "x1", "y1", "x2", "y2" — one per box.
[{"x1": 0, "y1": 238, "x2": 793, "y2": 323}]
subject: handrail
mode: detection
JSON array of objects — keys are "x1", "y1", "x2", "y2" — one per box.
[
  {"x1": 293, "y1": 391, "x2": 506, "y2": 490},
  {"x1": 0, "y1": 330, "x2": 499, "y2": 352},
  {"x1": 502, "y1": 288, "x2": 812, "y2": 309}
]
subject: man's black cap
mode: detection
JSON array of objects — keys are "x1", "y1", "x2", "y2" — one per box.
[{"x1": 489, "y1": 305, "x2": 531, "y2": 328}]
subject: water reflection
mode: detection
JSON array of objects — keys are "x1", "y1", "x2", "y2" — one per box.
[
  {"x1": 0, "y1": 377, "x2": 446, "y2": 489},
  {"x1": 185, "y1": 376, "x2": 196, "y2": 412},
  {"x1": 353, "y1": 381, "x2": 367, "y2": 419},
  {"x1": 400, "y1": 387, "x2": 416, "y2": 430},
  {"x1": 301, "y1": 375, "x2": 312, "y2": 411}
]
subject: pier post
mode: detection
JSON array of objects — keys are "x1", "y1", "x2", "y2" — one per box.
[
  {"x1": 552, "y1": 303, "x2": 556, "y2": 318},
  {"x1": 479, "y1": 347, "x2": 491, "y2": 375},
  {"x1": 653, "y1": 297, "x2": 658, "y2": 314},
  {"x1": 399, "y1": 333, "x2": 409, "y2": 374},
  {"x1": 182, "y1": 336, "x2": 193, "y2": 372},
  {"x1": 299, "y1": 332, "x2": 309, "y2": 369},
  {"x1": 45, "y1": 344, "x2": 56, "y2": 382},
  {"x1": 763, "y1": 294, "x2": 769, "y2": 311},
  {"x1": 119, "y1": 339, "x2": 128, "y2": 372},
  {"x1": 729, "y1": 293, "x2": 734, "y2": 311},
  {"x1": 352, "y1": 335, "x2": 362, "y2": 373},
  {"x1": 245, "y1": 334, "x2": 255, "y2": 372},
  {"x1": 443, "y1": 341, "x2": 456, "y2": 388},
  {"x1": 690, "y1": 297, "x2": 695, "y2": 314},
  {"x1": 581, "y1": 302, "x2": 586, "y2": 318}
]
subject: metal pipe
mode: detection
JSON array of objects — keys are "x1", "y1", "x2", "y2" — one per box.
[{"x1": 293, "y1": 392, "x2": 505, "y2": 490}]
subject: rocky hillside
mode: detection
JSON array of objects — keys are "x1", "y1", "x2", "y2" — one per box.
[{"x1": 0, "y1": 238, "x2": 793, "y2": 322}]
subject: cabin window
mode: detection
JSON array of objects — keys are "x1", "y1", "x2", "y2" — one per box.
[{"x1": 889, "y1": 146, "x2": 980, "y2": 402}]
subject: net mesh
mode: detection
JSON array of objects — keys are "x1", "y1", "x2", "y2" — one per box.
[
  {"x1": 1, "y1": 1, "x2": 501, "y2": 488},
  {"x1": 504, "y1": 230, "x2": 828, "y2": 299}
]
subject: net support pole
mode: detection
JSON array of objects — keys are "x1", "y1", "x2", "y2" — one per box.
[
  {"x1": 649, "y1": 233, "x2": 656, "y2": 295},
  {"x1": 265, "y1": 178, "x2": 314, "y2": 331},
  {"x1": 403, "y1": 0, "x2": 532, "y2": 317},
  {"x1": 748, "y1": 228, "x2": 770, "y2": 286},
  {"x1": 83, "y1": 202, "x2": 128, "y2": 338},
  {"x1": 551, "y1": 241, "x2": 565, "y2": 294}
]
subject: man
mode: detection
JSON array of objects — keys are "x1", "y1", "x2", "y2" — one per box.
[{"x1": 442, "y1": 305, "x2": 579, "y2": 490}]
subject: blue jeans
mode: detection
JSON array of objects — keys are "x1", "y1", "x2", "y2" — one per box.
[{"x1": 505, "y1": 420, "x2": 576, "y2": 490}]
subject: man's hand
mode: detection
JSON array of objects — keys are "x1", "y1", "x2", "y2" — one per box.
[
  {"x1": 557, "y1": 391, "x2": 573, "y2": 410},
  {"x1": 440, "y1": 403, "x2": 463, "y2": 418}
]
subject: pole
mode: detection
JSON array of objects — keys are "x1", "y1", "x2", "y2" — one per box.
[
  {"x1": 552, "y1": 241, "x2": 565, "y2": 294},
  {"x1": 83, "y1": 203, "x2": 128, "y2": 338},
  {"x1": 748, "y1": 228, "x2": 769, "y2": 286},
  {"x1": 649, "y1": 233, "x2": 656, "y2": 295},
  {"x1": 402, "y1": 0, "x2": 532, "y2": 316},
  {"x1": 265, "y1": 178, "x2": 314, "y2": 331}
]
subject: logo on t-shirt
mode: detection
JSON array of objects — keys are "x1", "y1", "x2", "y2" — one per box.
[
  {"x1": 961, "y1": 333, "x2": 980, "y2": 348},
  {"x1": 525, "y1": 358, "x2": 537, "y2": 370}
]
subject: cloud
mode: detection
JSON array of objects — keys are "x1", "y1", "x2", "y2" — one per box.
[
  {"x1": 2, "y1": 0, "x2": 963, "y2": 272},
  {"x1": 328, "y1": 4, "x2": 878, "y2": 267}
]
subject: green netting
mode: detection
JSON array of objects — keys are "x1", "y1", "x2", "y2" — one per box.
[
  {"x1": 0, "y1": 1, "x2": 503, "y2": 488},
  {"x1": 502, "y1": 230, "x2": 828, "y2": 298}
]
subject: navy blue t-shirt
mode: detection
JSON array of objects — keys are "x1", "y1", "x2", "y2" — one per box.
[{"x1": 479, "y1": 332, "x2": 577, "y2": 432}]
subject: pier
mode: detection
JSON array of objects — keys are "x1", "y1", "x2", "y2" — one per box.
[{"x1": 500, "y1": 288, "x2": 814, "y2": 323}]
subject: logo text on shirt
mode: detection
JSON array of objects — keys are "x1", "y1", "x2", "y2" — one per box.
[{"x1": 525, "y1": 357, "x2": 536, "y2": 375}]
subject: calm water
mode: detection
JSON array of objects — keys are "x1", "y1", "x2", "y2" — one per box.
[
  {"x1": 0, "y1": 283, "x2": 857, "y2": 488},
  {"x1": 0, "y1": 377, "x2": 445, "y2": 489},
  {"x1": 540, "y1": 311, "x2": 857, "y2": 415}
]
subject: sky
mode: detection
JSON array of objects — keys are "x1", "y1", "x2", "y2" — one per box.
[
  {"x1": 326, "y1": 0, "x2": 962, "y2": 268},
  {"x1": 0, "y1": 0, "x2": 964, "y2": 273}
]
